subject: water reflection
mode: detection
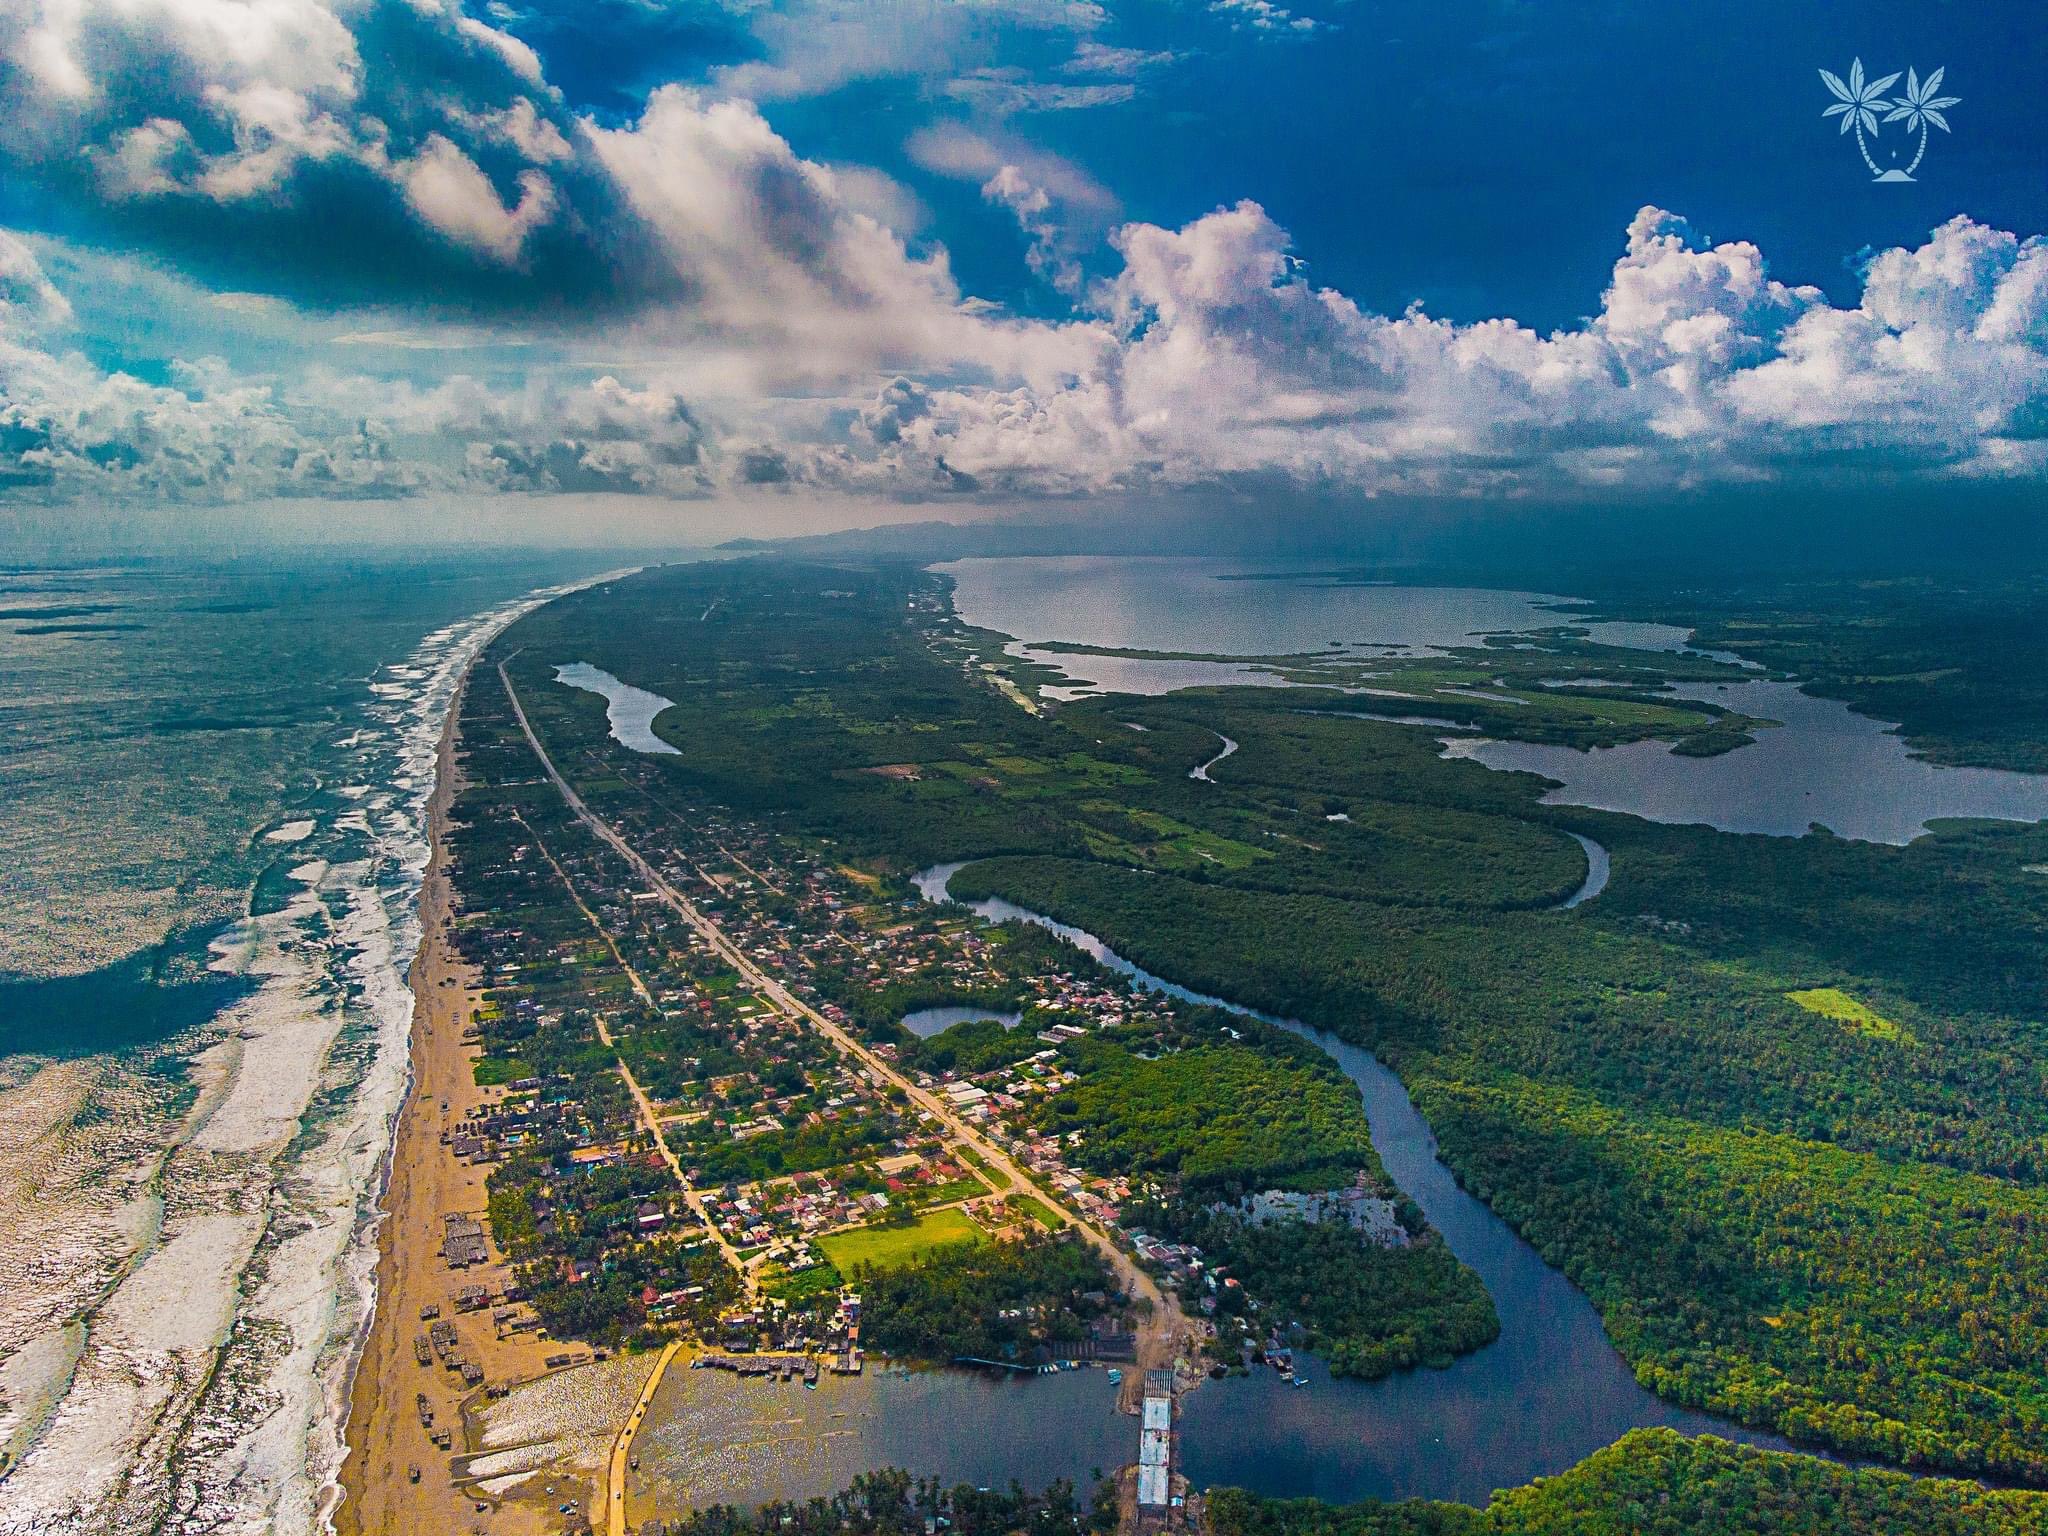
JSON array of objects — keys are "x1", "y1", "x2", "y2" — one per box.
[
  {"x1": 554, "y1": 661, "x2": 681, "y2": 756},
  {"x1": 938, "y1": 557, "x2": 1721, "y2": 703},
  {"x1": 628, "y1": 1364, "x2": 1128, "y2": 1516},
  {"x1": 912, "y1": 863, "x2": 1813, "y2": 1505},
  {"x1": 899, "y1": 1005, "x2": 1024, "y2": 1038},
  {"x1": 1445, "y1": 680, "x2": 2048, "y2": 844}
]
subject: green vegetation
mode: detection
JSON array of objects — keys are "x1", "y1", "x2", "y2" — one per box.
[
  {"x1": 1206, "y1": 1428, "x2": 2048, "y2": 1536},
  {"x1": 814, "y1": 1208, "x2": 983, "y2": 1274},
  {"x1": 1786, "y1": 986, "x2": 1913, "y2": 1044},
  {"x1": 1015, "y1": 1194, "x2": 1064, "y2": 1230},
  {"x1": 854, "y1": 1233, "x2": 1116, "y2": 1361},
  {"x1": 1589, "y1": 573, "x2": 2048, "y2": 772},
  {"x1": 1040, "y1": 1039, "x2": 1372, "y2": 1194},
  {"x1": 902, "y1": 1016, "x2": 1038, "y2": 1078},
  {"x1": 1171, "y1": 1211, "x2": 1496, "y2": 1378},
  {"x1": 661, "y1": 1468, "x2": 1115, "y2": 1536},
  {"x1": 471, "y1": 1053, "x2": 533, "y2": 1085},
  {"x1": 681, "y1": 1112, "x2": 901, "y2": 1186},
  {"x1": 487, "y1": 556, "x2": 2048, "y2": 1480}
]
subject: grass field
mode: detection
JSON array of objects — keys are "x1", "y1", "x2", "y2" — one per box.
[
  {"x1": 815, "y1": 1208, "x2": 984, "y2": 1273},
  {"x1": 472, "y1": 1055, "x2": 533, "y2": 1086},
  {"x1": 1787, "y1": 987, "x2": 1914, "y2": 1044},
  {"x1": 1016, "y1": 1194, "x2": 1065, "y2": 1230}
]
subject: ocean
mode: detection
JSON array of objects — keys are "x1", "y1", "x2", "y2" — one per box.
[{"x1": 0, "y1": 552, "x2": 620, "y2": 1534}]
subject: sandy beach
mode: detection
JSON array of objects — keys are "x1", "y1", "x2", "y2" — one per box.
[{"x1": 332, "y1": 671, "x2": 594, "y2": 1536}]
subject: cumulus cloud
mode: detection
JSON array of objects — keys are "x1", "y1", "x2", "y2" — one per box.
[
  {"x1": 818, "y1": 204, "x2": 2048, "y2": 498},
  {"x1": 0, "y1": 0, "x2": 647, "y2": 302},
  {"x1": 7, "y1": 201, "x2": 2048, "y2": 504},
  {"x1": 397, "y1": 136, "x2": 557, "y2": 262},
  {"x1": 908, "y1": 126, "x2": 1118, "y2": 299},
  {"x1": 0, "y1": 0, "x2": 2041, "y2": 512},
  {"x1": 0, "y1": 246, "x2": 418, "y2": 497},
  {"x1": 0, "y1": 231, "x2": 73, "y2": 328}
]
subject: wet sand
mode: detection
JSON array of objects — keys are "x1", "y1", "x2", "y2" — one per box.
[{"x1": 332, "y1": 671, "x2": 593, "y2": 1536}]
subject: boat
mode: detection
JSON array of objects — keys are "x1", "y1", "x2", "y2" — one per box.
[
  {"x1": 1106, "y1": 1368, "x2": 1123, "y2": 1385},
  {"x1": 1290, "y1": 1373, "x2": 1308, "y2": 1388}
]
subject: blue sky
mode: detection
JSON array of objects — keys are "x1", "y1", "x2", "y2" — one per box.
[
  {"x1": 0, "y1": 0, "x2": 2044, "y2": 534},
  {"x1": 753, "y1": 0, "x2": 2048, "y2": 324}
]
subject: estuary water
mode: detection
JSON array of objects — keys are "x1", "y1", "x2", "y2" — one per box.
[
  {"x1": 630, "y1": 1362, "x2": 1129, "y2": 1515},
  {"x1": 910, "y1": 864, "x2": 1810, "y2": 1505},
  {"x1": 1444, "y1": 679, "x2": 2048, "y2": 844},
  {"x1": 942, "y1": 557, "x2": 2048, "y2": 846},
  {"x1": 0, "y1": 553, "x2": 617, "y2": 1535}
]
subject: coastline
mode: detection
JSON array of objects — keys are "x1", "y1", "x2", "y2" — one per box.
[{"x1": 330, "y1": 664, "x2": 582, "y2": 1536}]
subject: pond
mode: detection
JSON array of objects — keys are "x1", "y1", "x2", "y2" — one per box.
[{"x1": 898, "y1": 1005, "x2": 1024, "y2": 1039}]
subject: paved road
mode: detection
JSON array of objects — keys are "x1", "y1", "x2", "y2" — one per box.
[{"x1": 497, "y1": 660, "x2": 1176, "y2": 1345}]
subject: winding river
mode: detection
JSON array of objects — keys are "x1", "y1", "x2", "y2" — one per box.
[
  {"x1": 1189, "y1": 733, "x2": 1239, "y2": 783},
  {"x1": 912, "y1": 861, "x2": 1811, "y2": 1505}
]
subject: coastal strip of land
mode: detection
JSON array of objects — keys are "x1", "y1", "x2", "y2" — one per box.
[
  {"x1": 333, "y1": 670, "x2": 577, "y2": 1536},
  {"x1": 495, "y1": 657, "x2": 1191, "y2": 1412}
]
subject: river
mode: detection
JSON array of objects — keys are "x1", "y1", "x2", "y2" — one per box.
[{"x1": 909, "y1": 861, "x2": 1813, "y2": 1505}]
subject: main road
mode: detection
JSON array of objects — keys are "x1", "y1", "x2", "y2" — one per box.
[{"x1": 496, "y1": 660, "x2": 1183, "y2": 1387}]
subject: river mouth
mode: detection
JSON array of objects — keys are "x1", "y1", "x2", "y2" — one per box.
[{"x1": 910, "y1": 861, "x2": 1812, "y2": 1505}]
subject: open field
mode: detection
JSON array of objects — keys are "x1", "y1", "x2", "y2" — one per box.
[
  {"x1": 1786, "y1": 987, "x2": 1914, "y2": 1044},
  {"x1": 816, "y1": 1209, "x2": 985, "y2": 1273}
]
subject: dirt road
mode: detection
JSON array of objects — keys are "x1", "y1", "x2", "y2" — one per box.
[{"x1": 497, "y1": 661, "x2": 1186, "y2": 1393}]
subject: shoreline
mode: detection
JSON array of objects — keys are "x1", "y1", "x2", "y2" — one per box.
[{"x1": 331, "y1": 662, "x2": 589, "y2": 1536}]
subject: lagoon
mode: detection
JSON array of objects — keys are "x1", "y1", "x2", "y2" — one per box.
[
  {"x1": 553, "y1": 661, "x2": 681, "y2": 756},
  {"x1": 936, "y1": 556, "x2": 1703, "y2": 701},
  {"x1": 1445, "y1": 679, "x2": 2048, "y2": 844},
  {"x1": 942, "y1": 558, "x2": 2048, "y2": 846}
]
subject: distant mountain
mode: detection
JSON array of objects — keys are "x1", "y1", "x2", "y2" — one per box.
[{"x1": 717, "y1": 519, "x2": 1142, "y2": 561}]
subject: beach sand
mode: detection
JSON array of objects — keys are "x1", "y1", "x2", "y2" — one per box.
[{"x1": 333, "y1": 673, "x2": 597, "y2": 1536}]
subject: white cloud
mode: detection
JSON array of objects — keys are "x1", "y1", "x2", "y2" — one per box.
[
  {"x1": 1062, "y1": 41, "x2": 1179, "y2": 76},
  {"x1": 823, "y1": 204, "x2": 2048, "y2": 499},
  {"x1": 0, "y1": 231, "x2": 73, "y2": 328},
  {"x1": 1, "y1": 0, "x2": 2041, "y2": 514},
  {"x1": 397, "y1": 136, "x2": 557, "y2": 262},
  {"x1": 1208, "y1": 0, "x2": 1324, "y2": 36},
  {"x1": 707, "y1": 0, "x2": 1109, "y2": 103},
  {"x1": 981, "y1": 165, "x2": 1082, "y2": 295},
  {"x1": 583, "y1": 87, "x2": 1101, "y2": 391}
]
